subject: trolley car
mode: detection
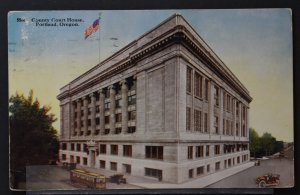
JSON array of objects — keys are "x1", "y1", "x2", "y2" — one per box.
[{"x1": 70, "y1": 169, "x2": 106, "y2": 189}]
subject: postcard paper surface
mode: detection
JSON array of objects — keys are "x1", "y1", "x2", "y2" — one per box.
[{"x1": 8, "y1": 10, "x2": 294, "y2": 190}]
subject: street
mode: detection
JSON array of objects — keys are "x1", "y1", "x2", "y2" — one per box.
[{"x1": 207, "y1": 158, "x2": 294, "y2": 188}]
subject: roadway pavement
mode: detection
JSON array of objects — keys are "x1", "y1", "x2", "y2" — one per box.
[{"x1": 207, "y1": 158, "x2": 294, "y2": 188}]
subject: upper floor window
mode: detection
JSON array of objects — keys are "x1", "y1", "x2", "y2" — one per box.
[
  {"x1": 214, "y1": 86, "x2": 219, "y2": 106},
  {"x1": 204, "y1": 79, "x2": 209, "y2": 101},
  {"x1": 204, "y1": 113, "x2": 208, "y2": 133},
  {"x1": 99, "y1": 144, "x2": 106, "y2": 154},
  {"x1": 116, "y1": 113, "x2": 122, "y2": 123},
  {"x1": 187, "y1": 146, "x2": 193, "y2": 159},
  {"x1": 214, "y1": 116, "x2": 219, "y2": 134},
  {"x1": 196, "y1": 146, "x2": 204, "y2": 158},
  {"x1": 105, "y1": 102, "x2": 110, "y2": 110},
  {"x1": 194, "y1": 72, "x2": 202, "y2": 98},
  {"x1": 194, "y1": 109, "x2": 201, "y2": 132},
  {"x1": 111, "y1": 145, "x2": 118, "y2": 155},
  {"x1": 214, "y1": 145, "x2": 220, "y2": 155},
  {"x1": 128, "y1": 111, "x2": 136, "y2": 121},
  {"x1": 123, "y1": 145, "x2": 132, "y2": 157},
  {"x1": 128, "y1": 95, "x2": 136, "y2": 105},
  {"x1": 145, "y1": 146, "x2": 163, "y2": 160},
  {"x1": 186, "y1": 67, "x2": 192, "y2": 93},
  {"x1": 186, "y1": 107, "x2": 191, "y2": 131}
]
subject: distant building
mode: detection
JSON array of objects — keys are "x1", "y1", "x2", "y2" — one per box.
[{"x1": 57, "y1": 14, "x2": 252, "y2": 183}]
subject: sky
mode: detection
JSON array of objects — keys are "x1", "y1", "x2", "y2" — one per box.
[{"x1": 8, "y1": 9, "x2": 293, "y2": 142}]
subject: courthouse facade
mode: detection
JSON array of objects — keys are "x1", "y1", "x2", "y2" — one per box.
[{"x1": 57, "y1": 14, "x2": 252, "y2": 184}]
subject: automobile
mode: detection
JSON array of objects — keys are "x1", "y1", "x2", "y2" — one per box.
[
  {"x1": 109, "y1": 174, "x2": 127, "y2": 184},
  {"x1": 255, "y1": 173, "x2": 280, "y2": 187},
  {"x1": 254, "y1": 160, "x2": 260, "y2": 166}
]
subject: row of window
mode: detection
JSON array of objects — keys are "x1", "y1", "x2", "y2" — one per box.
[
  {"x1": 187, "y1": 107, "x2": 247, "y2": 137},
  {"x1": 74, "y1": 111, "x2": 136, "y2": 128},
  {"x1": 187, "y1": 144, "x2": 248, "y2": 160},
  {"x1": 188, "y1": 154, "x2": 249, "y2": 179}
]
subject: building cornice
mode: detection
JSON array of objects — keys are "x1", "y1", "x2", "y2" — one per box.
[{"x1": 58, "y1": 16, "x2": 252, "y2": 103}]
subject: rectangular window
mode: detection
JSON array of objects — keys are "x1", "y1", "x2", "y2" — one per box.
[
  {"x1": 76, "y1": 156, "x2": 80, "y2": 164},
  {"x1": 145, "y1": 168, "x2": 162, "y2": 179},
  {"x1": 215, "y1": 162, "x2": 221, "y2": 171},
  {"x1": 105, "y1": 116, "x2": 110, "y2": 124},
  {"x1": 227, "y1": 94, "x2": 231, "y2": 112},
  {"x1": 88, "y1": 108, "x2": 91, "y2": 115},
  {"x1": 123, "y1": 145, "x2": 132, "y2": 157},
  {"x1": 88, "y1": 119, "x2": 91, "y2": 126},
  {"x1": 76, "y1": 143, "x2": 81, "y2": 151},
  {"x1": 223, "y1": 119, "x2": 225, "y2": 135},
  {"x1": 96, "y1": 106, "x2": 100, "y2": 113},
  {"x1": 204, "y1": 79, "x2": 209, "y2": 101},
  {"x1": 194, "y1": 72, "x2": 202, "y2": 98},
  {"x1": 115, "y1": 128, "x2": 121, "y2": 134},
  {"x1": 105, "y1": 102, "x2": 110, "y2": 110},
  {"x1": 110, "y1": 162, "x2": 117, "y2": 171},
  {"x1": 236, "y1": 101, "x2": 239, "y2": 116},
  {"x1": 128, "y1": 111, "x2": 136, "y2": 121},
  {"x1": 189, "y1": 169, "x2": 194, "y2": 178},
  {"x1": 214, "y1": 86, "x2": 219, "y2": 106},
  {"x1": 96, "y1": 117, "x2": 100, "y2": 125},
  {"x1": 206, "y1": 145, "x2": 210, "y2": 157},
  {"x1": 194, "y1": 109, "x2": 201, "y2": 132},
  {"x1": 187, "y1": 67, "x2": 192, "y2": 93},
  {"x1": 83, "y1": 157, "x2": 87, "y2": 165},
  {"x1": 99, "y1": 144, "x2": 106, "y2": 154},
  {"x1": 100, "y1": 160, "x2": 105, "y2": 169},
  {"x1": 105, "y1": 89, "x2": 110, "y2": 98},
  {"x1": 236, "y1": 123, "x2": 239, "y2": 136},
  {"x1": 214, "y1": 116, "x2": 219, "y2": 134},
  {"x1": 186, "y1": 107, "x2": 191, "y2": 131},
  {"x1": 128, "y1": 95, "x2": 136, "y2": 105},
  {"x1": 207, "y1": 164, "x2": 210, "y2": 173},
  {"x1": 196, "y1": 146, "x2": 204, "y2": 158},
  {"x1": 116, "y1": 113, "x2": 122, "y2": 123},
  {"x1": 237, "y1": 156, "x2": 240, "y2": 164},
  {"x1": 116, "y1": 99, "x2": 122, "y2": 108},
  {"x1": 111, "y1": 145, "x2": 118, "y2": 155},
  {"x1": 145, "y1": 146, "x2": 163, "y2": 160},
  {"x1": 204, "y1": 113, "x2": 208, "y2": 133},
  {"x1": 104, "y1": 128, "x2": 110, "y2": 134},
  {"x1": 128, "y1": 126, "x2": 136, "y2": 133},
  {"x1": 62, "y1": 143, "x2": 67, "y2": 150},
  {"x1": 123, "y1": 164, "x2": 131, "y2": 174},
  {"x1": 187, "y1": 146, "x2": 193, "y2": 159},
  {"x1": 214, "y1": 145, "x2": 220, "y2": 155},
  {"x1": 197, "y1": 166, "x2": 204, "y2": 175},
  {"x1": 71, "y1": 143, "x2": 75, "y2": 151},
  {"x1": 62, "y1": 154, "x2": 66, "y2": 160}
]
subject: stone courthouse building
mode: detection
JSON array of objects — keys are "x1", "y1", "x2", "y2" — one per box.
[{"x1": 57, "y1": 14, "x2": 252, "y2": 184}]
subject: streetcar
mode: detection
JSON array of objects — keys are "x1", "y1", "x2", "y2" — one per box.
[{"x1": 70, "y1": 169, "x2": 106, "y2": 189}]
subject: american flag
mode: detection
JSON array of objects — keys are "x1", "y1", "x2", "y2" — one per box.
[{"x1": 84, "y1": 19, "x2": 100, "y2": 39}]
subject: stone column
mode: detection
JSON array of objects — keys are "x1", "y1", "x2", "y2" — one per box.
[
  {"x1": 239, "y1": 102, "x2": 242, "y2": 137},
  {"x1": 83, "y1": 96, "x2": 88, "y2": 136},
  {"x1": 109, "y1": 85, "x2": 116, "y2": 134},
  {"x1": 99, "y1": 89, "x2": 105, "y2": 135},
  {"x1": 70, "y1": 101, "x2": 75, "y2": 136},
  {"x1": 233, "y1": 98, "x2": 236, "y2": 138},
  {"x1": 90, "y1": 93, "x2": 96, "y2": 135},
  {"x1": 121, "y1": 80, "x2": 128, "y2": 134},
  {"x1": 208, "y1": 80, "x2": 214, "y2": 135},
  {"x1": 219, "y1": 88, "x2": 223, "y2": 135},
  {"x1": 76, "y1": 99, "x2": 81, "y2": 136}
]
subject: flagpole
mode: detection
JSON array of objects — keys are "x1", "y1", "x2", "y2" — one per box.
[{"x1": 98, "y1": 12, "x2": 102, "y2": 63}]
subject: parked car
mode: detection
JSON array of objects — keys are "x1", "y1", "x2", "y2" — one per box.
[
  {"x1": 109, "y1": 174, "x2": 127, "y2": 184},
  {"x1": 255, "y1": 173, "x2": 280, "y2": 187}
]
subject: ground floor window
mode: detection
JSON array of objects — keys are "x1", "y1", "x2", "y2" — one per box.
[
  {"x1": 110, "y1": 162, "x2": 117, "y2": 171},
  {"x1": 196, "y1": 166, "x2": 204, "y2": 175},
  {"x1": 123, "y1": 164, "x2": 131, "y2": 174},
  {"x1": 207, "y1": 164, "x2": 210, "y2": 173},
  {"x1": 62, "y1": 154, "x2": 66, "y2": 160},
  {"x1": 83, "y1": 157, "x2": 87, "y2": 165},
  {"x1": 145, "y1": 168, "x2": 162, "y2": 180},
  {"x1": 100, "y1": 160, "x2": 105, "y2": 169},
  {"x1": 228, "y1": 159, "x2": 232, "y2": 167},
  {"x1": 237, "y1": 156, "x2": 240, "y2": 164},
  {"x1": 76, "y1": 156, "x2": 80, "y2": 164},
  {"x1": 215, "y1": 162, "x2": 221, "y2": 171},
  {"x1": 189, "y1": 169, "x2": 194, "y2": 178},
  {"x1": 70, "y1": 155, "x2": 74, "y2": 163}
]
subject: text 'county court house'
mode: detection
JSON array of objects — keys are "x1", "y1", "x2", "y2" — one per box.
[{"x1": 57, "y1": 14, "x2": 252, "y2": 184}]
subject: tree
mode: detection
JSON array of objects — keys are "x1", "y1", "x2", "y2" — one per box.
[
  {"x1": 261, "y1": 132, "x2": 275, "y2": 156},
  {"x1": 9, "y1": 90, "x2": 59, "y2": 188},
  {"x1": 249, "y1": 128, "x2": 261, "y2": 158}
]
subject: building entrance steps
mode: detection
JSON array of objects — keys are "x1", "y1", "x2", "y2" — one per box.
[{"x1": 79, "y1": 161, "x2": 254, "y2": 189}]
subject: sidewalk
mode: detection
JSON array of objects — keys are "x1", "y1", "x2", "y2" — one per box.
[{"x1": 83, "y1": 161, "x2": 254, "y2": 189}]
